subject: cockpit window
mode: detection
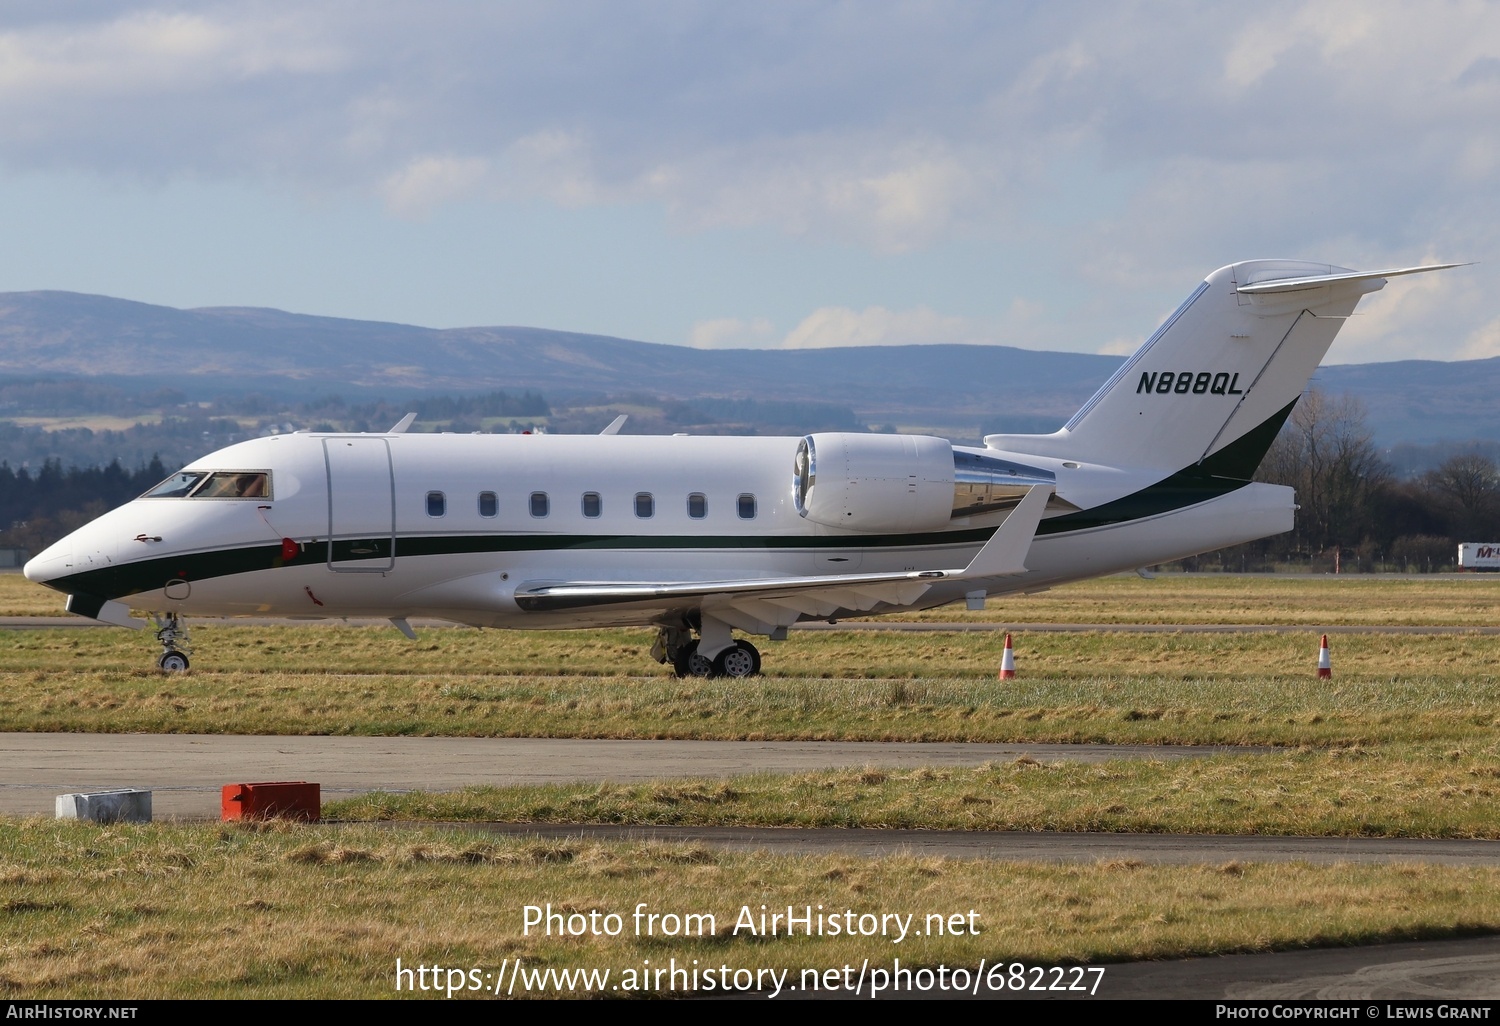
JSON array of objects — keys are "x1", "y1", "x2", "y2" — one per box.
[
  {"x1": 142, "y1": 471, "x2": 271, "y2": 499},
  {"x1": 142, "y1": 472, "x2": 207, "y2": 498},
  {"x1": 195, "y1": 472, "x2": 270, "y2": 498}
]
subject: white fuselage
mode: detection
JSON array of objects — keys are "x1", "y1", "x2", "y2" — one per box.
[{"x1": 24, "y1": 430, "x2": 1292, "y2": 629}]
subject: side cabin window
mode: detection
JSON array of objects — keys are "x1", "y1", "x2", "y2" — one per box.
[
  {"x1": 478, "y1": 491, "x2": 498, "y2": 518},
  {"x1": 530, "y1": 491, "x2": 550, "y2": 518},
  {"x1": 687, "y1": 492, "x2": 707, "y2": 519},
  {"x1": 143, "y1": 471, "x2": 270, "y2": 500},
  {"x1": 635, "y1": 492, "x2": 654, "y2": 518},
  {"x1": 426, "y1": 491, "x2": 446, "y2": 517},
  {"x1": 581, "y1": 492, "x2": 602, "y2": 518},
  {"x1": 737, "y1": 493, "x2": 757, "y2": 519}
]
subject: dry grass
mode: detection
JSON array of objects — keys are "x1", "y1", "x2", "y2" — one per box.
[
  {"x1": 5, "y1": 578, "x2": 1500, "y2": 997},
  {"x1": 328, "y1": 745, "x2": 1500, "y2": 838},
  {"x1": 1, "y1": 626, "x2": 1497, "y2": 746},
  {"x1": 0, "y1": 573, "x2": 69, "y2": 617},
  {"x1": 2, "y1": 820, "x2": 1499, "y2": 999},
  {"x1": 878, "y1": 573, "x2": 1500, "y2": 626}
]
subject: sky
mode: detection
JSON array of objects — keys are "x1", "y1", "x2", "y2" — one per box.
[{"x1": 0, "y1": 1, "x2": 1496, "y2": 364}]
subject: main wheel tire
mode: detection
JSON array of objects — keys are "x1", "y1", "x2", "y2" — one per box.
[
  {"x1": 713, "y1": 640, "x2": 761, "y2": 678},
  {"x1": 673, "y1": 641, "x2": 715, "y2": 678},
  {"x1": 157, "y1": 650, "x2": 190, "y2": 672}
]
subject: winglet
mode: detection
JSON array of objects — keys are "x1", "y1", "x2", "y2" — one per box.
[
  {"x1": 600, "y1": 414, "x2": 629, "y2": 435},
  {"x1": 389, "y1": 413, "x2": 417, "y2": 434},
  {"x1": 957, "y1": 485, "x2": 1052, "y2": 578}
]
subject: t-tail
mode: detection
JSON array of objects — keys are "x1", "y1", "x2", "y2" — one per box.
[{"x1": 985, "y1": 260, "x2": 1461, "y2": 477}]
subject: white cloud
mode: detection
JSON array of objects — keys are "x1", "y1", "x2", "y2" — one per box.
[
  {"x1": 1327, "y1": 259, "x2": 1479, "y2": 363},
  {"x1": 782, "y1": 306, "x2": 991, "y2": 349},
  {"x1": 689, "y1": 294, "x2": 1055, "y2": 351},
  {"x1": 687, "y1": 317, "x2": 777, "y2": 349},
  {"x1": 2, "y1": 3, "x2": 1499, "y2": 363},
  {"x1": 1458, "y1": 316, "x2": 1500, "y2": 361},
  {"x1": 0, "y1": 9, "x2": 340, "y2": 96},
  {"x1": 1097, "y1": 336, "x2": 1142, "y2": 357},
  {"x1": 500, "y1": 129, "x2": 607, "y2": 208},
  {"x1": 379, "y1": 155, "x2": 489, "y2": 217}
]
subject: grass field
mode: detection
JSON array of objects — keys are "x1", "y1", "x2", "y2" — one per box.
[
  {"x1": 325, "y1": 746, "x2": 1500, "y2": 838},
  {"x1": 4, "y1": 820, "x2": 1500, "y2": 999},
  {"x1": 4, "y1": 573, "x2": 1500, "y2": 996},
  {"x1": 890, "y1": 573, "x2": 1500, "y2": 625},
  {"x1": 2, "y1": 625, "x2": 1496, "y2": 744}
]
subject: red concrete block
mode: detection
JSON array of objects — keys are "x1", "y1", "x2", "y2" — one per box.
[{"x1": 221, "y1": 781, "x2": 321, "y2": 822}]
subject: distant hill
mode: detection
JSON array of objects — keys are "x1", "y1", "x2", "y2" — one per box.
[{"x1": 1, "y1": 289, "x2": 1496, "y2": 444}]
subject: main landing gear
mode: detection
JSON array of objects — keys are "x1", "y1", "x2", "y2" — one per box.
[
  {"x1": 152, "y1": 613, "x2": 191, "y2": 672},
  {"x1": 652, "y1": 625, "x2": 762, "y2": 679}
]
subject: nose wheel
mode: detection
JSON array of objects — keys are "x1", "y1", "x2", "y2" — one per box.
[
  {"x1": 152, "y1": 613, "x2": 191, "y2": 672},
  {"x1": 157, "y1": 650, "x2": 190, "y2": 672}
]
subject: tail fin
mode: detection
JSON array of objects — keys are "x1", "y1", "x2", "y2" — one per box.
[{"x1": 985, "y1": 260, "x2": 1460, "y2": 474}]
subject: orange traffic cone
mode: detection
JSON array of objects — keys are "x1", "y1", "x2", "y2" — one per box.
[
  {"x1": 1317, "y1": 634, "x2": 1331, "y2": 678},
  {"x1": 999, "y1": 633, "x2": 1016, "y2": 679}
]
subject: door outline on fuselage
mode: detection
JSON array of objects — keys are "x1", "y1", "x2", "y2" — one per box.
[{"x1": 323, "y1": 437, "x2": 396, "y2": 573}]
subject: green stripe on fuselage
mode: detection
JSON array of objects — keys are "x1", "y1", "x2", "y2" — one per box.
[{"x1": 43, "y1": 400, "x2": 1295, "y2": 602}]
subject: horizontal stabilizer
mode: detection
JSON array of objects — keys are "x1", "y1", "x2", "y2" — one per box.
[{"x1": 1236, "y1": 263, "x2": 1466, "y2": 295}]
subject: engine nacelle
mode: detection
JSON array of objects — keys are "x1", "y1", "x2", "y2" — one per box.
[
  {"x1": 793, "y1": 433, "x2": 956, "y2": 532},
  {"x1": 794, "y1": 434, "x2": 1066, "y2": 533}
]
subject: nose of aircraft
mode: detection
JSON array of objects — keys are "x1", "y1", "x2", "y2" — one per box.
[{"x1": 22, "y1": 534, "x2": 72, "y2": 588}]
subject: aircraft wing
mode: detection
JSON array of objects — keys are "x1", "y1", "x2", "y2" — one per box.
[{"x1": 514, "y1": 485, "x2": 1052, "y2": 625}]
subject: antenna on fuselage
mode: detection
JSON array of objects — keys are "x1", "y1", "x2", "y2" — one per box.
[{"x1": 388, "y1": 413, "x2": 417, "y2": 433}]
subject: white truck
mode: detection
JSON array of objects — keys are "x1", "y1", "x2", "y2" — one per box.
[{"x1": 1458, "y1": 543, "x2": 1500, "y2": 571}]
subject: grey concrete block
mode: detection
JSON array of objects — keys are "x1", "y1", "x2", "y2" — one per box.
[{"x1": 55, "y1": 789, "x2": 152, "y2": 824}]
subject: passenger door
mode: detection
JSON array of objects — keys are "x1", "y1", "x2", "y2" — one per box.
[{"x1": 323, "y1": 437, "x2": 396, "y2": 572}]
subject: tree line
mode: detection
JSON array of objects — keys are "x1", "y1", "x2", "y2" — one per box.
[
  {"x1": 1189, "y1": 391, "x2": 1500, "y2": 572},
  {"x1": 0, "y1": 456, "x2": 170, "y2": 556}
]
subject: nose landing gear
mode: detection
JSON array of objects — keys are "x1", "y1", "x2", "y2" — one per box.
[{"x1": 152, "y1": 613, "x2": 191, "y2": 672}]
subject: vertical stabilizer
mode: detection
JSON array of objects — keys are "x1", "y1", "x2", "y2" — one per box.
[{"x1": 984, "y1": 261, "x2": 1455, "y2": 474}]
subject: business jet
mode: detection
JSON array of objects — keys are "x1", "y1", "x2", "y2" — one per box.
[{"x1": 23, "y1": 259, "x2": 1458, "y2": 676}]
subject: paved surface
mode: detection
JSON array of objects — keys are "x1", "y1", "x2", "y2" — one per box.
[
  {"x1": 6, "y1": 731, "x2": 1497, "y2": 867},
  {"x1": 0, "y1": 733, "x2": 1268, "y2": 818},
  {"x1": 1018, "y1": 935, "x2": 1500, "y2": 1001},
  {"x1": 843, "y1": 935, "x2": 1500, "y2": 1001}
]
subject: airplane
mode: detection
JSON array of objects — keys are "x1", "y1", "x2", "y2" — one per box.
[{"x1": 23, "y1": 259, "x2": 1460, "y2": 676}]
